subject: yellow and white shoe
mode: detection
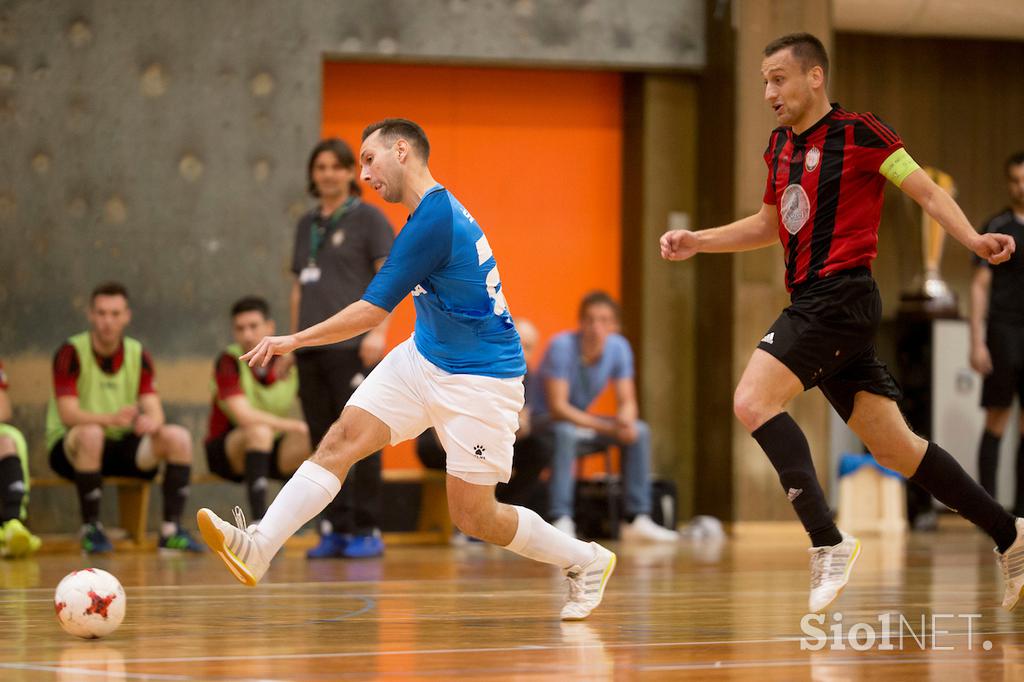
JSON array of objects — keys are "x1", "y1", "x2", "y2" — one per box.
[
  {"x1": 561, "y1": 542, "x2": 616, "y2": 621},
  {"x1": 1, "y1": 519, "x2": 41, "y2": 558},
  {"x1": 197, "y1": 507, "x2": 269, "y2": 587},
  {"x1": 808, "y1": 532, "x2": 861, "y2": 612}
]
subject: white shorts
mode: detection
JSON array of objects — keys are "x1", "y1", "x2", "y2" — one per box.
[{"x1": 347, "y1": 337, "x2": 524, "y2": 485}]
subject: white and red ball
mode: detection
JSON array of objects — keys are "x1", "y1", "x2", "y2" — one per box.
[{"x1": 54, "y1": 568, "x2": 126, "y2": 639}]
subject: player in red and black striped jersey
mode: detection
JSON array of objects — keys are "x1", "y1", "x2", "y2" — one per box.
[{"x1": 661, "y1": 33, "x2": 1024, "y2": 613}]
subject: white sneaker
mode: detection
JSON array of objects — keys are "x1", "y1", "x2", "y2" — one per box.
[
  {"x1": 808, "y1": 532, "x2": 861, "y2": 612},
  {"x1": 620, "y1": 514, "x2": 680, "y2": 543},
  {"x1": 995, "y1": 518, "x2": 1024, "y2": 611},
  {"x1": 561, "y1": 542, "x2": 616, "y2": 621},
  {"x1": 553, "y1": 516, "x2": 576, "y2": 538},
  {"x1": 197, "y1": 507, "x2": 269, "y2": 587}
]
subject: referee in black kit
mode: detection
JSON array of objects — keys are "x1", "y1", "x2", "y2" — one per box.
[
  {"x1": 287, "y1": 138, "x2": 394, "y2": 558},
  {"x1": 971, "y1": 152, "x2": 1024, "y2": 516}
]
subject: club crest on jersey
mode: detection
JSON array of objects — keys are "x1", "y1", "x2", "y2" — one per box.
[
  {"x1": 805, "y1": 146, "x2": 821, "y2": 172},
  {"x1": 780, "y1": 184, "x2": 810, "y2": 235}
]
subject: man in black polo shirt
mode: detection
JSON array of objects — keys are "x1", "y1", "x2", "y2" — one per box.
[
  {"x1": 972, "y1": 151, "x2": 1024, "y2": 515},
  {"x1": 289, "y1": 138, "x2": 395, "y2": 559}
]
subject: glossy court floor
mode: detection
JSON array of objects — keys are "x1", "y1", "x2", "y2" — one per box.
[{"x1": 1, "y1": 522, "x2": 1023, "y2": 681}]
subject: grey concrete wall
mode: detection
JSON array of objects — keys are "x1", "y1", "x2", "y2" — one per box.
[{"x1": 0, "y1": 0, "x2": 704, "y2": 533}]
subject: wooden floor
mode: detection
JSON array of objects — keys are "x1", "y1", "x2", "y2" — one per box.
[{"x1": 1, "y1": 523, "x2": 1023, "y2": 680}]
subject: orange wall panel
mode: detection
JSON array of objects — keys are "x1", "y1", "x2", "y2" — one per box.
[{"x1": 322, "y1": 62, "x2": 622, "y2": 470}]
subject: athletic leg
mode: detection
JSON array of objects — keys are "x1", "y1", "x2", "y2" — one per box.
[
  {"x1": 446, "y1": 474, "x2": 615, "y2": 621},
  {"x1": 735, "y1": 349, "x2": 841, "y2": 547},
  {"x1": 197, "y1": 406, "x2": 390, "y2": 584}
]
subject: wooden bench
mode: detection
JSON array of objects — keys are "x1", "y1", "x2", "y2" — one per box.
[
  {"x1": 31, "y1": 467, "x2": 453, "y2": 547},
  {"x1": 31, "y1": 476, "x2": 151, "y2": 545}
]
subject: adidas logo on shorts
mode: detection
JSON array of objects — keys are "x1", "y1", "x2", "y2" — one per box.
[
  {"x1": 473, "y1": 445, "x2": 486, "y2": 460},
  {"x1": 761, "y1": 332, "x2": 775, "y2": 345}
]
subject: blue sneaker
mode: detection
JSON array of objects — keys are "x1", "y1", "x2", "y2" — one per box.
[
  {"x1": 80, "y1": 523, "x2": 113, "y2": 555},
  {"x1": 343, "y1": 531, "x2": 384, "y2": 558},
  {"x1": 159, "y1": 527, "x2": 204, "y2": 554},
  {"x1": 306, "y1": 532, "x2": 350, "y2": 559}
]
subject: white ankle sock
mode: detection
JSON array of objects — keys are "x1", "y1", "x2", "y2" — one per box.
[
  {"x1": 504, "y1": 506, "x2": 595, "y2": 569},
  {"x1": 254, "y1": 461, "x2": 340, "y2": 558}
]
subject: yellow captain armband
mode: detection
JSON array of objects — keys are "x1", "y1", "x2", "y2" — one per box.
[{"x1": 878, "y1": 148, "x2": 920, "y2": 187}]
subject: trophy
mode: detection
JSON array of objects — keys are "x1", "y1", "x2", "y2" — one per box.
[{"x1": 899, "y1": 167, "x2": 958, "y2": 318}]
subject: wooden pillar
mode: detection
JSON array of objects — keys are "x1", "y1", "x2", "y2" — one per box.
[
  {"x1": 622, "y1": 74, "x2": 700, "y2": 521},
  {"x1": 732, "y1": 1, "x2": 834, "y2": 522}
]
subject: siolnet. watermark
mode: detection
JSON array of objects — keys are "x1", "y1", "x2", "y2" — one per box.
[{"x1": 800, "y1": 612, "x2": 993, "y2": 651}]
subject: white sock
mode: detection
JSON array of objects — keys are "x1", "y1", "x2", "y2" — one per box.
[
  {"x1": 504, "y1": 506, "x2": 596, "y2": 569},
  {"x1": 253, "y1": 461, "x2": 341, "y2": 558}
]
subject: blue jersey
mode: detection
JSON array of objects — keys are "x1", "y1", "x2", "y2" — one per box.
[{"x1": 362, "y1": 185, "x2": 525, "y2": 378}]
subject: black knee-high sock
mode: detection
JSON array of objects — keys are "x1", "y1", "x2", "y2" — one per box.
[
  {"x1": 0, "y1": 456, "x2": 24, "y2": 522},
  {"x1": 752, "y1": 412, "x2": 842, "y2": 547},
  {"x1": 911, "y1": 442, "x2": 1017, "y2": 552},
  {"x1": 162, "y1": 463, "x2": 191, "y2": 527},
  {"x1": 244, "y1": 450, "x2": 271, "y2": 520},
  {"x1": 75, "y1": 471, "x2": 103, "y2": 525},
  {"x1": 978, "y1": 431, "x2": 1001, "y2": 497}
]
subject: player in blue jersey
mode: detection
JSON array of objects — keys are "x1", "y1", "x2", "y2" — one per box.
[{"x1": 197, "y1": 119, "x2": 615, "y2": 620}]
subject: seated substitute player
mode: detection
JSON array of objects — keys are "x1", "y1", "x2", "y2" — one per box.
[
  {"x1": 198, "y1": 118, "x2": 616, "y2": 621},
  {"x1": 46, "y1": 282, "x2": 201, "y2": 554},
  {"x1": 661, "y1": 33, "x2": 1024, "y2": 612},
  {"x1": 205, "y1": 296, "x2": 311, "y2": 522},
  {"x1": 0, "y1": 359, "x2": 40, "y2": 557},
  {"x1": 533, "y1": 291, "x2": 678, "y2": 542},
  {"x1": 971, "y1": 152, "x2": 1024, "y2": 515}
]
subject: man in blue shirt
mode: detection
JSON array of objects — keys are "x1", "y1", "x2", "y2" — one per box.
[
  {"x1": 533, "y1": 291, "x2": 679, "y2": 543},
  {"x1": 197, "y1": 119, "x2": 615, "y2": 621}
]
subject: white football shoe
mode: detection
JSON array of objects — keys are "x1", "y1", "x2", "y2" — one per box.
[
  {"x1": 197, "y1": 507, "x2": 269, "y2": 587},
  {"x1": 996, "y1": 518, "x2": 1024, "y2": 611},
  {"x1": 553, "y1": 516, "x2": 576, "y2": 539},
  {"x1": 561, "y1": 542, "x2": 616, "y2": 621},
  {"x1": 807, "y1": 532, "x2": 861, "y2": 612}
]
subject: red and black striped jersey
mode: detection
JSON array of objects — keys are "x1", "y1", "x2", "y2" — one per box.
[{"x1": 763, "y1": 104, "x2": 904, "y2": 292}]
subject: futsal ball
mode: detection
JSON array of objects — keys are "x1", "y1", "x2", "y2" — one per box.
[{"x1": 54, "y1": 568, "x2": 126, "y2": 639}]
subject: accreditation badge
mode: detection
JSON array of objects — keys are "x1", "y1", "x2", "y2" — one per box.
[{"x1": 299, "y1": 266, "x2": 322, "y2": 284}]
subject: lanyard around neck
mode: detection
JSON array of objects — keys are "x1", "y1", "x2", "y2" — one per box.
[{"x1": 309, "y1": 197, "x2": 358, "y2": 266}]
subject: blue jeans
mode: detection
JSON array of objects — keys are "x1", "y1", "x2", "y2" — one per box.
[{"x1": 547, "y1": 420, "x2": 652, "y2": 520}]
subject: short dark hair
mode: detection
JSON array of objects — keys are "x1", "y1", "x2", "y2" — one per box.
[
  {"x1": 764, "y1": 32, "x2": 829, "y2": 83},
  {"x1": 231, "y1": 296, "x2": 270, "y2": 319},
  {"x1": 1007, "y1": 151, "x2": 1024, "y2": 177},
  {"x1": 90, "y1": 281, "x2": 129, "y2": 304},
  {"x1": 578, "y1": 290, "x2": 620, "y2": 321},
  {"x1": 361, "y1": 118, "x2": 430, "y2": 162},
  {"x1": 307, "y1": 138, "x2": 361, "y2": 198}
]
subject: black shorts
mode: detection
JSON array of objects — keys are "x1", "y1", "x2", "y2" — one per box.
[
  {"x1": 49, "y1": 434, "x2": 159, "y2": 480},
  {"x1": 205, "y1": 430, "x2": 289, "y2": 483},
  {"x1": 981, "y1": 320, "x2": 1024, "y2": 408},
  {"x1": 757, "y1": 268, "x2": 902, "y2": 422}
]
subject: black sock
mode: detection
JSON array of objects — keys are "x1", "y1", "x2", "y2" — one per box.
[
  {"x1": 75, "y1": 471, "x2": 103, "y2": 525},
  {"x1": 162, "y1": 463, "x2": 191, "y2": 527},
  {"x1": 752, "y1": 412, "x2": 842, "y2": 547},
  {"x1": 978, "y1": 430, "x2": 1001, "y2": 497},
  {"x1": 0, "y1": 455, "x2": 24, "y2": 522},
  {"x1": 244, "y1": 450, "x2": 271, "y2": 520},
  {"x1": 911, "y1": 441, "x2": 1017, "y2": 552}
]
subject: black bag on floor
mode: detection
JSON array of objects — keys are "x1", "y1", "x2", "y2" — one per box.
[{"x1": 573, "y1": 478, "x2": 678, "y2": 540}]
